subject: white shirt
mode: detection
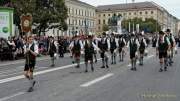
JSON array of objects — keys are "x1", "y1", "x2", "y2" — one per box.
[
  {"x1": 95, "y1": 37, "x2": 110, "y2": 50},
  {"x1": 139, "y1": 37, "x2": 147, "y2": 47},
  {"x1": 156, "y1": 35, "x2": 170, "y2": 48},
  {"x1": 118, "y1": 38, "x2": 126, "y2": 47},
  {"x1": 127, "y1": 38, "x2": 140, "y2": 48},
  {"x1": 69, "y1": 40, "x2": 84, "y2": 50},
  {"x1": 24, "y1": 42, "x2": 39, "y2": 54},
  {"x1": 83, "y1": 40, "x2": 99, "y2": 51}
]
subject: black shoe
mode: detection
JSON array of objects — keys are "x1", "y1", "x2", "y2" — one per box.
[
  {"x1": 50, "y1": 64, "x2": 55, "y2": 67},
  {"x1": 130, "y1": 68, "x2": 134, "y2": 71},
  {"x1": 32, "y1": 81, "x2": 36, "y2": 87},
  {"x1": 85, "y1": 70, "x2": 88, "y2": 73},
  {"x1": 159, "y1": 68, "x2": 163, "y2": 72},
  {"x1": 75, "y1": 65, "x2": 80, "y2": 68},
  {"x1": 101, "y1": 66, "x2": 105, "y2": 68},
  {"x1": 27, "y1": 87, "x2": 33, "y2": 92},
  {"x1": 134, "y1": 68, "x2": 137, "y2": 71},
  {"x1": 114, "y1": 62, "x2": 116, "y2": 64},
  {"x1": 72, "y1": 61, "x2": 75, "y2": 64},
  {"x1": 106, "y1": 65, "x2": 109, "y2": 68},
  {"x1": 111, "y1": 62, "x2": 113, "y2": 64},
  {"x1": 164, "y1": 67, "x2": 167, "y2": 71}
]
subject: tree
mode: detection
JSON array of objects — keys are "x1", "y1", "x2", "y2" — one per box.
[
  {"x1": 102, "y1": 24, "x2": 109, "y2": 31},
  {"x1": 122, "y1": 18, "x2": 161, "y2": 33},
  {"x1": 3, "y1": 0, "x2": 68, "y2": 36}
]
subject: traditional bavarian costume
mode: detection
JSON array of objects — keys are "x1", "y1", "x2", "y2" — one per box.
[
  {"x1": 127, "y1": 34, "x2": 140, "y2": 71},
  {"x1": 110, "y1": 36, "x2": 118, "y2": 64},
  {"x1": 84, "y1": 38, "x2": 98, "y2": 72},
  {"x1": 98, "y1": 37, "x2": 110, "y2": 68},
  {"x1": 156, "y1": 32, "x2": 170, "y2": 72},
  {"x1": 48, "y1": 39, "x2": 57, "y2": 67},
  {"x1": 138, "y1": 36, "x2": 147, "y2": 65},
  {"x1": 24, "y1": 42, "x2": 38, "y2": 72},
  {"x1": 70, "y1": 38, "x2": 83, "y2": 68},
  {"x1": 118, "y1": 35, "x2": 126, "y2": 62}
]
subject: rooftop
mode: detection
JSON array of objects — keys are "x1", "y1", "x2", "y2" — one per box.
[{"x1": 96, "y1": 1, "x2": 162, "y2": 12}]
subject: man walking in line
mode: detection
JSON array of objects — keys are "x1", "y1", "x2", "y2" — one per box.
[
  {"x1": 118, "y1": 34, "x2": 126, "y2": 62},
  {"x1": 48, "y1": 36, "x2": 57, "y2": 67},
  {"x1": 24, "y1": 35, "x2": 38, "y2": 92},
  {"x1": 156, "y1": 31, "x2": 171, "y2": 72}
]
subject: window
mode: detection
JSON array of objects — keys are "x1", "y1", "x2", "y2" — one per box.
[
  {"x1": 151, "y1": 11, "x2": 154, "y2": 14},
  {"x1": 123, "y1": 13, "x2": 126, "y2": 16},
  {"x1": 134, "y1": 12, "x2": 136, "y2": 15},
  {"x1": 99, "y1": 14, "x2": 101, "y2": 17},
  {"x1": 79, "y1": 20, "x2": 81, "y2": 25},
  {"x1": 103, "y1": 14, "x2": 106, "y2": 17},
  {"x1": 145, "y1": 11, "x2": 148, "y2": 14},
  {"x1": 129, "y1": 12, "x2": 131, "y2": 15},
  {"x1": 98, "y1": 19, "x2": 101, "y2": 24},
  {"x1": 79, "y1": 10, "x2": 80, "y2": 15},
  {"x1": 98, "y1": 26, "x2": 101, "y2": 30},
  {"x1": 69, "y1": 19, "x2": 71, "y2": 25},
  {"x1": 76, "y1": 9, "x2": 77, "y2": 15},
  {"x1": 140, "y1": 12, "x2": 142, "y2": 15},
  {"x1": 108, "y1": 14, "x2": 111, "y2": 16},
  {"x1": 103, "y1": 19, "x2": 105, "y2": 24}
]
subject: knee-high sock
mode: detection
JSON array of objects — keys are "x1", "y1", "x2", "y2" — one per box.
[{"x1": 102, "y1": 58, "x2": 105, "y2": 66}]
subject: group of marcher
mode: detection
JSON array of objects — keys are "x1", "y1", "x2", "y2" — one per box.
[{"x1": 14, "y1": 29, "x2": 178, "y2": 92}]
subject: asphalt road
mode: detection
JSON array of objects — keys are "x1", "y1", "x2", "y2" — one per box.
[{"x1": 0, "y1": 47, "x2": 179, "y2": 101}]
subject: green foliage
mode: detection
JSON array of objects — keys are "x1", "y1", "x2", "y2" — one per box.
[
  {"x1": 122, "y1": 18, "x2": 161, "y2": 33},
  {"x1": 2, "y1": 0, "x2": 68, "y2": 35}
]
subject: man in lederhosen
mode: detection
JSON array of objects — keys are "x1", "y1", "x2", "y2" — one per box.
[
  {"x1": 138, "y1": 33, "x2": 147, "y2": 66},
  {"x1": 110, "y1": 33, "x2": 118, "y2": 64},
  {"x1": 98, "y1": 32, "x2": 110, "y2": 68},
  {"x1": 127, "y1": 33, "x2": 140, "y2": 71},
  {"x1": 165, "y1": 29, "x2": 176, "y2": 66},
  {"x1": 69, "y1": 35, "x2": 83, "y2": 68},
  {"x1": 24, "y1": 35, "x2": 38, "y2": 92},
  {"x1": 48, "y1": 36, "x2": 57, "y2": 67},
  {"x1": 156, "y1": 31, "x2": 171, "y2": 72},
  {"x1": 93, "y1": 35, "x2": 98, "y2": 63},
  {"x1": 118, "y1": 34, "x2": 126, "y2": 62},
  {"x1": 84, "y1": 35, "x2": 99, "y2": 72}
]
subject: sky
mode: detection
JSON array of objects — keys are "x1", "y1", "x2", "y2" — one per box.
[{"x1": 80, "y1": 0, "x2": 180, "y2": 19}]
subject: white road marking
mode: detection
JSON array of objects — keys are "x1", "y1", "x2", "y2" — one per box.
[
  {"x1": 80, "y1": 73, "x2": 114, "y2": 87},
  {"x1": 0, "y1": 92, "x2": 25, "y2": 101},
  {"x1": 0, "y1": 58, "x2": 102, "y2": 84}
]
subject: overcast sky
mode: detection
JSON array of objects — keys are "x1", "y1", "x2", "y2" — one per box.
[{"x1": 80, "y1": 0, "x2": 180, "y2": 19}]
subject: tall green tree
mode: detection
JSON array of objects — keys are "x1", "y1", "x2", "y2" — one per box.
[{"x1": 2, "y1": 0, "x2": 68, "y2": 35}]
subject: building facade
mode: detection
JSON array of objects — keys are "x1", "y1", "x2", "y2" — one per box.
[
  {"x1": 96, "y1": 1, "x2": 179, "y2": 34},
  {"x1": 46, "y1": 0, "x2": 96, "y2": 37}
]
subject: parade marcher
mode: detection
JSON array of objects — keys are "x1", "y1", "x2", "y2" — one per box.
[
  {"x1": 127, "y1": 33, "x2": 140, "y2": 71},
  {"x1": 118, "y1": 34, "x2": 126, "y2": 62},
  {"x1": 58, "y1": 37, "x2": 64, "y2": 58},
  {"x1": 109, "y1": 33, "x2": 118, "y2": 64},
  {"x1": 24, "y1": 35, "x2": 38, "y2": 92},
  {"x1": 48, "y1": 36, "x2": 57, "y2": 67},
  {"x1": 156, "y1": 31, "x2": 171, "y2": 72},
  {"x1": 165, "y1": 29, "x2": 176, "y2": 66},
  {"x1": 98, "y1": 32, "x2": 110, "y2": 68},
  {"x1": 69, "y1": 35, "x2": 83, "y2": 68},
  {"x1": 83, "y1": 35, "x2": 99, "y2": 72},
  {"x1": 93, "y1": 36, "x2": 98, "y2": 63},
  {"x1": 138, "y1": 33, "x2": 147, "y2": 66}
]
